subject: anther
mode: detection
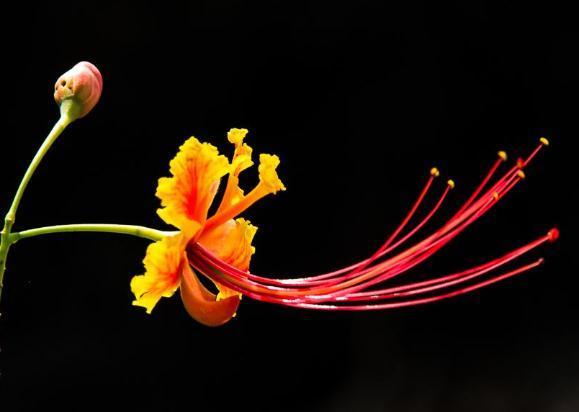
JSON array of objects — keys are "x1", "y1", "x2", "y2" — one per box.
[
  {"x1": 492, "y1": 191, "x2": 500, "y2": 200},
  {"x1": 540, "y1": 137, "x2": 550, "y2": 146},
  {"x1": 517, "y1": 157, "x2": 525, "y2": 169},
  {"x1": 497, "y1": 151, "x2": 508, "y2": 162},
  {"x1": 447, "y1": 179, "x2": 455, "y2": 189},
  {"x1": 517, "y1": 170, "x2": 526, "y2": 179},
  {"x1": 430, "y1": 167, "x2": 440, "y2": 178},
  {"x1": 547, "y1": 227, "x2": 559, "y2": 242}
]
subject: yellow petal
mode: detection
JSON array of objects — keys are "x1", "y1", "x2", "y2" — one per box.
[
  {"x1": 227, "y1": 128, "x2": 248, "y2": 146},
  {"x1": 228, "y1": 129, "x2": 253, "y2": 178},
  {"x1": 216, "y1": 129, "x2": 254, "y2": 213},
  {"x1": 198, "y1": 218, "x2": 257, "y2": 300},
  {"x1": 131, "y1": 234, "x2": 187, "y2": 314},
  {"x1": 156, "y1": 136, "x2": 230, "y2": 236},
  {"x1": 231, "y1": 142, "x2": 253, "y2": 177},
  {"x1": 258, "y1": 153, "x2": 286, "y2": 194}
]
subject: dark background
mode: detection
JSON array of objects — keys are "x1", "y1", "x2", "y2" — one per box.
[{"x1": 0, "y1": 1, "x2": 576, "y2": 411}]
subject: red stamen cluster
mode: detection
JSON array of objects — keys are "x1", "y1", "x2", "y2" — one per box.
[{"x1": 187, "y1": 139, "x2": 557, "y2": 311}]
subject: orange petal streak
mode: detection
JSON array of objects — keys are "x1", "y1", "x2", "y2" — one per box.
[{"x1": 156, "y1": 137, "x2": 230, "y2": 236}]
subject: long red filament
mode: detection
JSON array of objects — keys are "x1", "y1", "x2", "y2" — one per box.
[
  {"x1": 341, "y1": 233, "x2": 549, "y2": 302},
  {"x1": 186, "y1": 140, "x2": 556, "y2": 311},
  {"x1": 346, "y1": 171, "x2": 438, "y2": 278},
  {"x1": 453, "y1": 152, "x2": 505, "y2": 217},
  {"x1": 269, "y1": 172, "x2": 442, "y2": 286},
  {"x1": 285, "y1": 259, "x2": 545, "y2": 311}
]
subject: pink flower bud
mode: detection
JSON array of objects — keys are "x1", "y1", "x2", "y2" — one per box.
[{"x1": 54, "y1": 61, "x2": 103, "y2": 120}]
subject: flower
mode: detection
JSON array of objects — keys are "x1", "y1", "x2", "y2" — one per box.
[
  {"x1": 185, "y1": 138, "x2": 557, "y2": 312},
  {"x1": 131, "y1": 128, "x2": 284, "y2": 326},
  {"x1": 54, "y1": 61, "x2": 103, "y2": 121},
  {"x1": 132, "y1": 131, "x2": 557, "y2": 326}
]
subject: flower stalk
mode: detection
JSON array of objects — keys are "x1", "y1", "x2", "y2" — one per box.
[{"x1": 9, "y1": 224, "x2": 171, "y2": 244}]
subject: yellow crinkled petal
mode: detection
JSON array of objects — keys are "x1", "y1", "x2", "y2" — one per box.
[
  {"x1": 231, "y1": 142, "x2": 253, "y2": 176},
  {"x1": 258, "y1": 153, "x2": 286, "y2": 194},
  {"x1": 156, "y1": 136, "x2": 230, "y2": 236},
  {"x1": 198, "y1": 218, "x2": 257, "y2": 300},
  {"x1": 227, "y1": 128, "x2": 254, "y2": 175},
  {"x1": 227, "y1": 128, "x2": 248, "y2": 146},
  {"x1": 131, "y1": 234, "x2": 187, "y2": 314},
  {"x1": 217, "y1": 129, "x2": 254, "y2": 212}
]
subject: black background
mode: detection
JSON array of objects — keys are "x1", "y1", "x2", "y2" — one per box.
[{"x1": 0, "y1": 1, "x2": 576, "y2": 411}]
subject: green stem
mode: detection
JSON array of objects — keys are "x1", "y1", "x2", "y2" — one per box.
[
  {"x1": 0, "y1": 114, "x2": 72, "y2": 302},
  {"x1": 6, "y1": 116, "x2": 72, "y2": 226},
  {"x1": 10, "y1": 224, "x2": 172, "y2": 243}
]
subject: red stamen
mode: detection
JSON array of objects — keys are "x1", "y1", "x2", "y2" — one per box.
[
  {"x1": 284, "y1": 258, "x2": 544, "y2": 311},
  {"x1": 454, "y1": 151, "x2": 506, "y2": 216},
  {"x1": 522, "y1": 138, "x2": 548, "y2": 167},
  {"x1": 337, "y1": 231, "x2": 551, "y2": 302},
  {"x1": 343, "y1": 168, "x2": 439, "y2": 279}
]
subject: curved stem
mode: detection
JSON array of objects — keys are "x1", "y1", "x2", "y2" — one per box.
[
  {"x1": 0, "y1": 115, "x2": 72, "y2": 302},
  {"x1": 10, "y1": 224, "x2": 173, "y2": 243},
  {"x1": 6, "y1": 116, "x2": 72, "y2": 226}
]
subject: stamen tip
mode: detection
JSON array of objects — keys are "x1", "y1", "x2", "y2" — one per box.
[
  {"x1": 540, "y1": 137, "x2": 550, "y2": 146},
  {"x1": 447, "y1": 179, "x2": 455, "y2": 189},
  {"x1": 517, "y1": 170, "x2": 526, "y2": 179},
  {"x1": 498, "y1": 150, "x2": 508, "y2": 161},
  {"x1": 517, "y1": 157, "x2": 525, "y2": 169},
  {"x1": 430, "y1": 167, "x2": 440, "y2": 178},
  {"x1": 492, "y1": 191, "x2": 500, "y2": 200},
  {"x1": 547, "y1": 227, "x2": 559, "y2": 242}
]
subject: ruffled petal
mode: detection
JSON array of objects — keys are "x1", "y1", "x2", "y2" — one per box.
[
  {"x1": 131, "y1": 234, "x2": 187, "y2": 314},
  {"x1": 156, "y1": 136, "x2": 230, "y2": 236},
  {"x1": 257, "y1": 153, "x2": 286, "y2": 194}
]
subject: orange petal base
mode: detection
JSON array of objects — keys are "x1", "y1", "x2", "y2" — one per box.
[{"x1": 180, "y1": 263, "x2": 240, "y2": 326}]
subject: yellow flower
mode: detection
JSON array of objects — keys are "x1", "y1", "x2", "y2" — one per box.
[
  {"x1": 131, "y1": 129, "x2": 284, "y2": 325},
  {"x1": 131, "y1": 129, "x2": 555, "y2": 324}
]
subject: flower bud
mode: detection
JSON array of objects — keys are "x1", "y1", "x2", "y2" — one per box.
[{"x1": 54, "y1": 61, "x2": 103, "y2": 121}]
